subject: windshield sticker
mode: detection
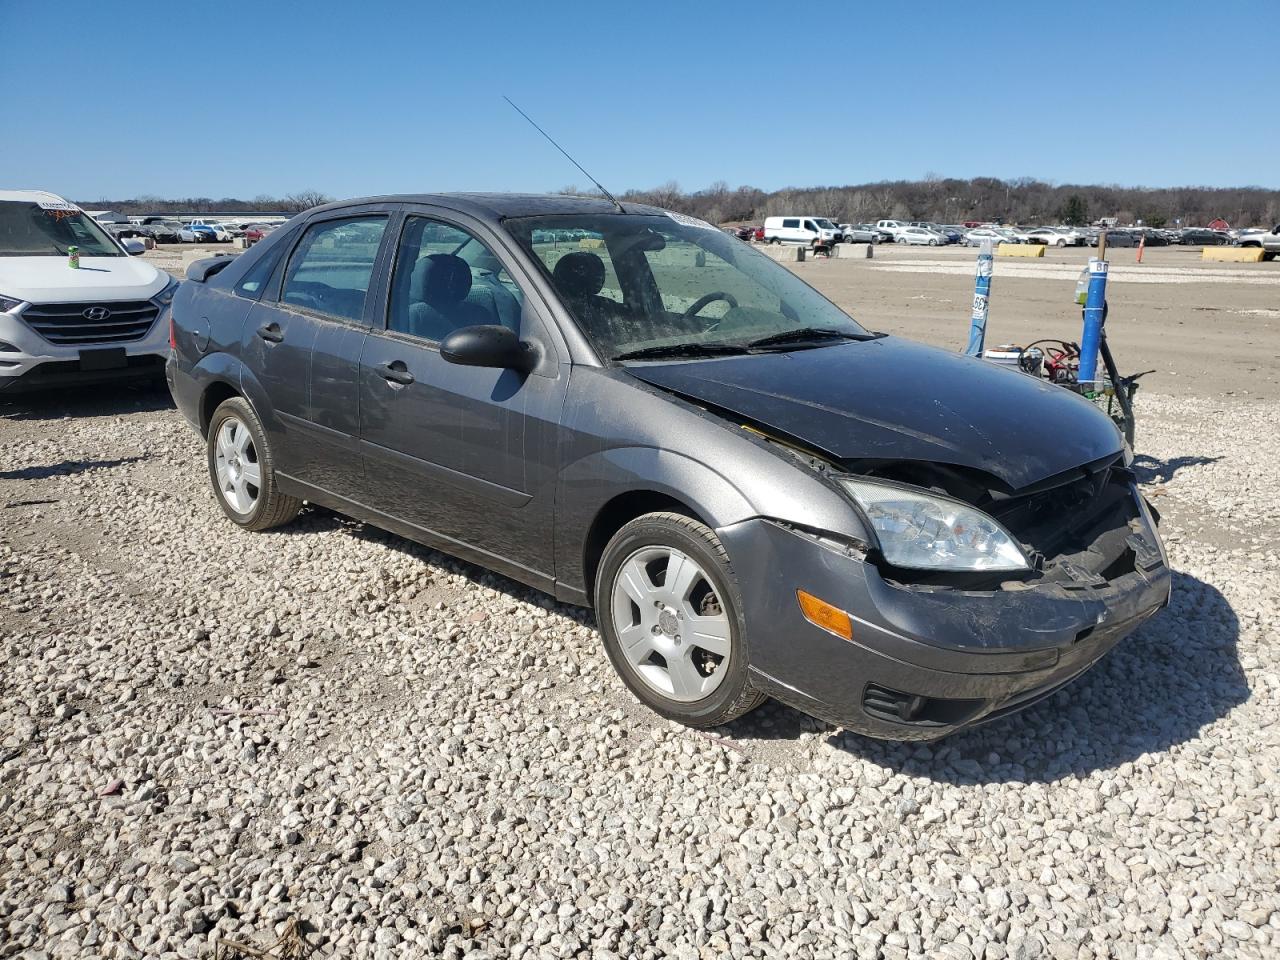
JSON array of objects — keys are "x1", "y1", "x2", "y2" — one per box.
[
  {"x1": 37, "y1": 199, "x2": 80, "y2": 212},
  {"x1": 666, "y1": 211, "x2": 719, "y2": 232}
]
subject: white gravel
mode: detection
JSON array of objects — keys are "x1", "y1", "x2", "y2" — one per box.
[{"x1": 1, "y1": 386, "x2": 1277, "y2": 959}]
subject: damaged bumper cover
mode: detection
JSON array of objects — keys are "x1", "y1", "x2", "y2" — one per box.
[{"x1": 718, "y1": 483, "x2": 1171, "y2": 741}]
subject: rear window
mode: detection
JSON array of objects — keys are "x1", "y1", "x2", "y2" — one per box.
[{"x1": 280, "y1": 217, "x2": 387, "y2": 322}]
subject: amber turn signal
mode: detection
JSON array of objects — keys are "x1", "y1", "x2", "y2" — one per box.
[{"x1": 796, "y1": 589, "x2": 853, "y2": 641}]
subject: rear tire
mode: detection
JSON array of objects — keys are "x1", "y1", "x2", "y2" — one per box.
[
  {"x1": 206, "y1": 397, "x2": 302, "y2": 531},
  {"x1": 595, "y1": 512, "x2": 765, "y2": 728}
]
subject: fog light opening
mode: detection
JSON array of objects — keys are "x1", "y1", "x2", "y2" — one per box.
[{"x1": 796, "y1": 589, "x2": 853, "y2": 641}]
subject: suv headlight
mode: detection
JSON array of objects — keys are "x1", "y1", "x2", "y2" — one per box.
[
  {"x1": 152, "y1": 276, "x2": 181, "y2": 307},
  {"x1": 839, "y1": 477, "x2": 1029, "y2": 572},
  {"x1": 0, "y1": 294, "x2": 23, "y2": 313}
]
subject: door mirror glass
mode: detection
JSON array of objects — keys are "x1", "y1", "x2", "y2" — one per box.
[{"x1": 439, "y1": 324, "x2": 535, "y2": 373}]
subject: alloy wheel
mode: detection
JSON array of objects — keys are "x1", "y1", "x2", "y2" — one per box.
[
  {"x1": 610, "y1": 546, "x2": 733, "y2": 702},
  {"x1": 213, "y1": 416, "x2": 261, "y2": 514}
]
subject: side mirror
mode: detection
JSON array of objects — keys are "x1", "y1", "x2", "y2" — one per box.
[
  {"x1": 122, "y1": 238, "x2": 146, "y2": 255},
  {"x1": 439, "y1": 324, "x2": 536, "y2": 373}
]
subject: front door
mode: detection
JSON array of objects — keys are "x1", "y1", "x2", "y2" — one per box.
[{"x1": 357, "y1": 212, "x2": 567, "y2": 589}]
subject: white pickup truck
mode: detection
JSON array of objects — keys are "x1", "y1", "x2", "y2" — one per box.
[
  {"x1": 875, "y1": 219, "x2": 910, "y2": 241},
  {"x1": 1240, "y1": 225, "x2": 1280, "y2": 258}
]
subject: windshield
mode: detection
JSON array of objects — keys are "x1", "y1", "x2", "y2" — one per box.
[
  {"x1": 814, "y1": 218, "x2": 837, "y2": 229},
  {"x1": 506, "y1": 213, "x2": 868, "y2": 360},
  {"x1": 0, "y1": 201, "x2": 122, "y2": 257}
]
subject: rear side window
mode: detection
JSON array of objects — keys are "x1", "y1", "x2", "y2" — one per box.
[
  {"x1": 280, "y1": 216, "x2": 387, "y2": 322},
  {"x1": 782, "y1": 218, "x2": 799, "y2": 228},
  {"x1": 233, "y1": 240, "x2": 288, "y2": 299}
]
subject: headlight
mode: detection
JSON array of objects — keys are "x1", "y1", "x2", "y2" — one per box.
[
  {"x1": 152, "y1": 276, "x2": 181, "y2": 307},
  {"x1": 838, "y1": 477, "x2": 1030, "y2": 572},
  {"x1": 0, "y1": 294, "x2": 23, "y2": 313}
]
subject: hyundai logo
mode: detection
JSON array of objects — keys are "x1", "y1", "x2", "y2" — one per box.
[{"x1": 82, "y1": 306, "x2": 112, "y2": 321}]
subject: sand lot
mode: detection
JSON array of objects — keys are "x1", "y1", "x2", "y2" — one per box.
[{"x1": 789, "y1": 243, "x2": 1280, "y2": 401}]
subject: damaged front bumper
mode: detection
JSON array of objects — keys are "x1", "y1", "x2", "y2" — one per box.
[{"x1": 717, "y1": 483, "x2": 1171, "y2": 741}]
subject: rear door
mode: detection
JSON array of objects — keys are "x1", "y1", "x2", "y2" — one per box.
[
  {"x1": 357, "y1": 209, "x2": 567, "y2": 589},
  {"x1": 244, "y1": 209, "x2": 392, "y2": 496}
]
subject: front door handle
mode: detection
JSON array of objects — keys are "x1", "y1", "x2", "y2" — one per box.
[
  {"x1": 256, "y1": 322, "x2": 284, "y2": 343},
  {"x1": 378, "y1": 360, "x2": 415, "y2": 385}
]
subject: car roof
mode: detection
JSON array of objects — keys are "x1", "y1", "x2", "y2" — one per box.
[
  {"x1": 310, "y1": 192, "x2": 670, "y2": 223},
  {"x1": 0, "y1": 189, "x2": 77, "y2": 207}
]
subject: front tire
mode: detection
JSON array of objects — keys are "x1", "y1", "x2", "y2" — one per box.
[
  {"x1": 595, "y1": 512, "x2": 765, "y2": 728},
  {"x1": 207, "y1": 397, "x2": 302, "y2": 531}
]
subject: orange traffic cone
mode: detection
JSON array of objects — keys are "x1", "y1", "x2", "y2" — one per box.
[{"x1": 1136, "y1": 233, "x2": 1145, "y2": 263}]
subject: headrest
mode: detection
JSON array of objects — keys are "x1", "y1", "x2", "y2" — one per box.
[
  {"x1": 411, "y1": 254, "x2": 473, "y2": 308},
  {"x1": 552, "y1": 252, "x2": 606, "y2": 298}
]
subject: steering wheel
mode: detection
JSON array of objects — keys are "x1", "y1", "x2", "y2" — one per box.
[{"x1": 682, "y1": 291, "x2": 738, "y2": 329}]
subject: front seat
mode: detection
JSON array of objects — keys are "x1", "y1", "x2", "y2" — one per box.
[
  {"x1": 408, "y1": 254, "x2": 487, "y2": 341},
  {"x1": 551, "y1": 252, "x2": 640, "y2": 345}
]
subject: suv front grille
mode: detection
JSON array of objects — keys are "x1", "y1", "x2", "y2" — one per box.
[{"x1": 22, "y1": 300, "x2": 159, "y2": 345}]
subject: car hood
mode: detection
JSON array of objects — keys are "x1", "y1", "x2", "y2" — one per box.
[
  {"x1": 624, "y1": 337, "x2": 1123, "y2": 490},
  {"x1": 0, "y1": 255, "x2": 167, "y2": 304}
]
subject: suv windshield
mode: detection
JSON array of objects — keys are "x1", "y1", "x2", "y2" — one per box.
[
  {"x1": 506, "y1": 213, "x2": 868, "y2": 360},
  {"x1": 0, "y1": 201, "x2": 122, "y2": 257}
]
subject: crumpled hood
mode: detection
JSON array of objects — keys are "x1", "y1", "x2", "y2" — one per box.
[
  {"x1": 625, "y1": 337, "x2": 1123, "y2": 490},
  {"x1": 0, "y1": 255, "x2": 167, "y2": 304}
]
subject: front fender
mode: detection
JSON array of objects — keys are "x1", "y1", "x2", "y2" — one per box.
[{"x1": 555, "y1": 446, "x2": 754, "y2": 599}]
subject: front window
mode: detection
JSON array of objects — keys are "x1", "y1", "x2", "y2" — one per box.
[
  {"x1": 0, "y1": 201, "x2": 122, "y2": 257},
  {"x1": 506, "y1": 213, "x2": 869, "y2": 361},
  {"x1": 387, "y1": 216, "x2": 525, "y2": 341}
]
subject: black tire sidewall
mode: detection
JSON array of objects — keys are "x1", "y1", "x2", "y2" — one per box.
[
  {"x1": 594, "y1": 515, "x2": 753, "y2": 726},
  {"x1": 206, "y1": 398, "x2": 274, "y2": 527}
]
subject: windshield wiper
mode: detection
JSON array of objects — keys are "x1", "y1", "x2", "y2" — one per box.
[
  {"x1": 746, "y1": 327, "x2": 879, "y2": 351},
  {"x1": 612, "y1": 342, "x2": 750, "y2": 362}
]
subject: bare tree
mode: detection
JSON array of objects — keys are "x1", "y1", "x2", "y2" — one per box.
[{"x1": 282, "y1": 190, "x2": 334, "y2": 213}]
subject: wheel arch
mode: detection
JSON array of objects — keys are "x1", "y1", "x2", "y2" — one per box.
[
  {"x1": 199, "y1": 380, "x2": 242, "y2": 437},
  {"x1": 580, "y1": 490, "x2": 711, "y2": 605}
]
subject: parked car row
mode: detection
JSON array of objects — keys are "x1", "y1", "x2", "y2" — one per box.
[
  {"x1": 88, "y1": 211, "x2": 284, "y2": 245},
  {"x1": 746, "y1": 215, "x2": 1269, "y2": 252}
]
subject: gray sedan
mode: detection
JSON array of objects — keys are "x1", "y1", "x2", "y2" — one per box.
[{"x1": 167, "y1": 194, "x2": 1170, "y2": 740}]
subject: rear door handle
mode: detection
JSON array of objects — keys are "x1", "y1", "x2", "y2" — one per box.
[
  {"x1": 378, "y1": 360, "x2": 415, "y2": 385},
  {"x1": 256, "y1": 322, "x2": 284, "y2": 343}
]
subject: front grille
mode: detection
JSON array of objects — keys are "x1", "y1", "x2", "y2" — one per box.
[{"x1": 22, "y1": 300, "x2": 159, "y2": 345}]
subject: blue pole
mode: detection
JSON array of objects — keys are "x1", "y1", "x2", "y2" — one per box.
[
  {"x1": 964, "y1": 240, "x2": 994, "y2": 357},
  {"x1": 1077, "y1": 257, "x2": 1109, "y2": 385}
]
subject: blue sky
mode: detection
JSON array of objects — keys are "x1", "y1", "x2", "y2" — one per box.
[{"x1": 4, "y1": 1, "x2": 1275, "y2": 201}]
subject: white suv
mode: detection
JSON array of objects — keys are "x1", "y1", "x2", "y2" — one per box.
[{"x1": 0, "y1": 190, "x2": 178, "y2": 394}]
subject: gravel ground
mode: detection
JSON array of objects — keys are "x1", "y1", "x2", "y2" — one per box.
[{"x1": 1, "y1": 384, "x2": 1277, "y2": 960}]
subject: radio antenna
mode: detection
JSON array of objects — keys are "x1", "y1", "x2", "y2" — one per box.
[{"x1": 503, "y1": 96, "x2": 624, "y2": 212}]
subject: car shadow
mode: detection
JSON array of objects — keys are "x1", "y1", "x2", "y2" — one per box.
[
  {"x1": 268, "y1": 510, "x2": 1247, "y2": 785},
  {"x1": 0, "y1": 379, "x2": 173, "y2": 422},
  {"x1": 0, "y1": 455, "x2": 149, "y2": 481},
  {"x1": 275, "y1": 506, "x2": 598, "y2": 628},
  {"x1": 727, "y1": 570, "x2": 1247, "y2": 785},
  {"x1": 1132, "y1": 453, "x2": 1222, "y2": 485}
]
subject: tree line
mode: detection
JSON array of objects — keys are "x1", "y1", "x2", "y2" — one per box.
[
  {"x1": 77, "y1": 191, "x2": 334, "y2": 215},
  {"x1": 605, "y1": 177, "x2": 1280, "y2": 228},
  {"x1": 81, "y1": 179, "x2": 1280, "y2": 228}
]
